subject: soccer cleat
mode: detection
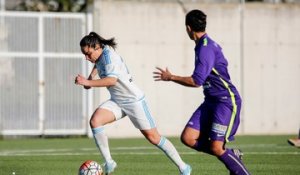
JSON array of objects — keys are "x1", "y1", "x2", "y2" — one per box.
[
  {"x1": 231, "y1": 148, "x2": 244, "y2": 160},
  {"x1": 103, "y1": 160, "x2": 117, "y2": 175},
  {"x1": 180, "y1": 164, "x2": 192, "y2": 175}
]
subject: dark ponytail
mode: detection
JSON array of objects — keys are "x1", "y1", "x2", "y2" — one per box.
[{"x1": 80, "y1": 31, "x2": 117, "y2": 49}]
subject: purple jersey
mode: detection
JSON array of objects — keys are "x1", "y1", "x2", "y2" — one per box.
[
  {"x1": 187, "y1": 34, "x2": 242, "y2": 143},
  {"x1": 192, "y1": 34, "x2": 240, "y2": 100}
]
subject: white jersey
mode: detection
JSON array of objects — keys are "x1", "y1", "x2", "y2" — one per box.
[{"x1": 95, "y1": 46, "x2": 144, "y2": 104}]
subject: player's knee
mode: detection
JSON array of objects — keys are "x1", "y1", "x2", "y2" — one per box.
[
  {"x1": 89, "y1": 117, "x2": 96, "y2": 128},
  {"x1": 180, "y1": 135, "x2": 187, "y2": 145},
  {"x1": 89, "y1": 115, "x2": 102, "y2": 128},
  {"x1": 180, "y1": 134, "x2": 194, "y2": 148}
]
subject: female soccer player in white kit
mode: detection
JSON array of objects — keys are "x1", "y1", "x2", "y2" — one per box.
[{"x1": 75, "y1": 32, "x2": 191, "y2": 175}]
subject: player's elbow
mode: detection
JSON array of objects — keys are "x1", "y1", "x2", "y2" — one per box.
[
  {"x1": 191, "y1": 78, "x2": 201, "y2": 88},
  {"x1": 192, "y1": 83, "x2": 201, "y2": 88}
]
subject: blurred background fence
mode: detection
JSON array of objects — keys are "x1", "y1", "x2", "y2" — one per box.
[
  {"x1": 0, "y1": 0, "x2": 299, "y2": 137},
  {"x1": 0, "y1": 10, "x2": 92, "y2": 136}
]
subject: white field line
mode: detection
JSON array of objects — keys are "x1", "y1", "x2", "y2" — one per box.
[
  {"x1": 1, "y1": 151, "x2": 300, "y2": 157},
  {"x1": 0, "y1": 146, "x2": 299, "y2": 157}
]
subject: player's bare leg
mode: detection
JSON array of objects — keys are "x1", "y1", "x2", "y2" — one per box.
[
  {"x1": 287, "y1": 129, "x2": 300, "y2": 147},
  {"x1": 181, "y1": 127, "x2": 213, "y2": 154},
  {"x1": 288, "y1": 138, "x2": 300, "y2": 147},
  {"x1": 90, "y1": 108, "x2": 117, "y2": 175},
  {"x1": 181, "y1": 127, "x2": 250, "y2": 175}
]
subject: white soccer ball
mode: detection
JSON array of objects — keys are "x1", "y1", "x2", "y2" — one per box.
[{"x1": 78, "y1": 160, "x2": 103, "y2": 175}]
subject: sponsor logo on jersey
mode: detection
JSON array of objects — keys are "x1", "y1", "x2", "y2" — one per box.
[{"x1": 212, "y1": 123, "x2": 227, "y2": 135}]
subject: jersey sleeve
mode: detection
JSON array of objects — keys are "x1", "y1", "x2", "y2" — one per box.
[
  {"x1": 100, "y1": 49, "x2": 119, "y2": 78},
  {"x1": 104, "y1": 63, "x2": 119, "y2": 78},
  {"x1": 192, "y1": 46, "x2": 215, "y2": 86}
]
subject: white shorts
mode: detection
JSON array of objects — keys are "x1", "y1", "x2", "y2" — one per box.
[{"x1": 99, "y1": 98, "x2": 156, "y2": 130}]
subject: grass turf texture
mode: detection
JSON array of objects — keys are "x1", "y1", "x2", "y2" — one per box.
[{"x1": 0, "y1": 135, "x2": 299, "y2": 175}]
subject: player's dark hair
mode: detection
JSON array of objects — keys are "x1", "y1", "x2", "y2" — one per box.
[
  {"x1": 185, "y1": 9, "x2": 207, "y2": 32},
  {"x1": 80, "y1": 31, "x2": 117, "y2": 49}
]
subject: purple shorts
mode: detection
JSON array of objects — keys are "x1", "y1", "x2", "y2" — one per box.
[{"x1": 186, "y1": 97, "x2": 241, "y2": 143}]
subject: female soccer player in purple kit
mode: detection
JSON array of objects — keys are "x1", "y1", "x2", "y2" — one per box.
[{"x1": 154, "y1": 9, "x2": 251, "y2": 175}]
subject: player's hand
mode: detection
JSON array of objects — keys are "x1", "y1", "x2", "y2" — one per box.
[
  {"x1": 75, "y1": 74, "x2": 89, "y2": 86},
  {"x1": 153, "y1": 67, "x2": 173, "y2": 81}
]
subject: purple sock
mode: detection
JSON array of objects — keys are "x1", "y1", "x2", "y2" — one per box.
[{"x1": 218, "y1": 149, "x2": 250, "y2": 175}]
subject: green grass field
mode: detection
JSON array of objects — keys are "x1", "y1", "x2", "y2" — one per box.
[{"x1": 0, "y1": 135, "x2": 299, "y2": 175}]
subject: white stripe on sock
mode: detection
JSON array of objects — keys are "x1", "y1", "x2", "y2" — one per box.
[
  {"x1": 157, "y1": 137, "x2": 186, "y2": 171},
  {"x1": 228, "y1": 153, "x2": 249, "y2": 175}
]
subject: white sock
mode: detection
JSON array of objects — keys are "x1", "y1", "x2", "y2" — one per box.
[
  {"x1": 156, "y1": 136, "x2": 187, "y2": 171},
  {"x1": 92, "y1": 126, "x2": 113, "y2": 163}
]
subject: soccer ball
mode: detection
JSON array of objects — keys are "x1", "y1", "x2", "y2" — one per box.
[{"x1": 78, "y1": 160, "x2": 103, "y2": 175}]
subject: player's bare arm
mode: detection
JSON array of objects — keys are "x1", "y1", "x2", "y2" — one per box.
[
  {"x1": 83, "y1": 65, "x2": 98, "y2": 89},
  {"x1": 87, "y1": 65, "x2": 98, "y2": 80},
  {"x1": 75, "y1": 74, "x2": 117, "y2": 87},
  {"x1": 153, "y1": 67, "x2": 199, "y2": 87}
]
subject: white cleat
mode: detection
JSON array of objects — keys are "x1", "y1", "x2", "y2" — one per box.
[
  {"x1": 180, "y1": 164, "x2": 192, "y2": 175},
  {"x1": 103, "y1": 160, "x2": 117, "y2": 175}
]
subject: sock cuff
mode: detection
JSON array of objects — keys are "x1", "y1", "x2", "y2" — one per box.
[
  {"x1": 157, "y1": 136, "x2": 167, "y2": 147},
  {"x1": 92, "y1": 126, "x2": 105, "y2": 134},
  {"x1": 219, "y1": 149, "x2": 231, "y2": 160}
]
